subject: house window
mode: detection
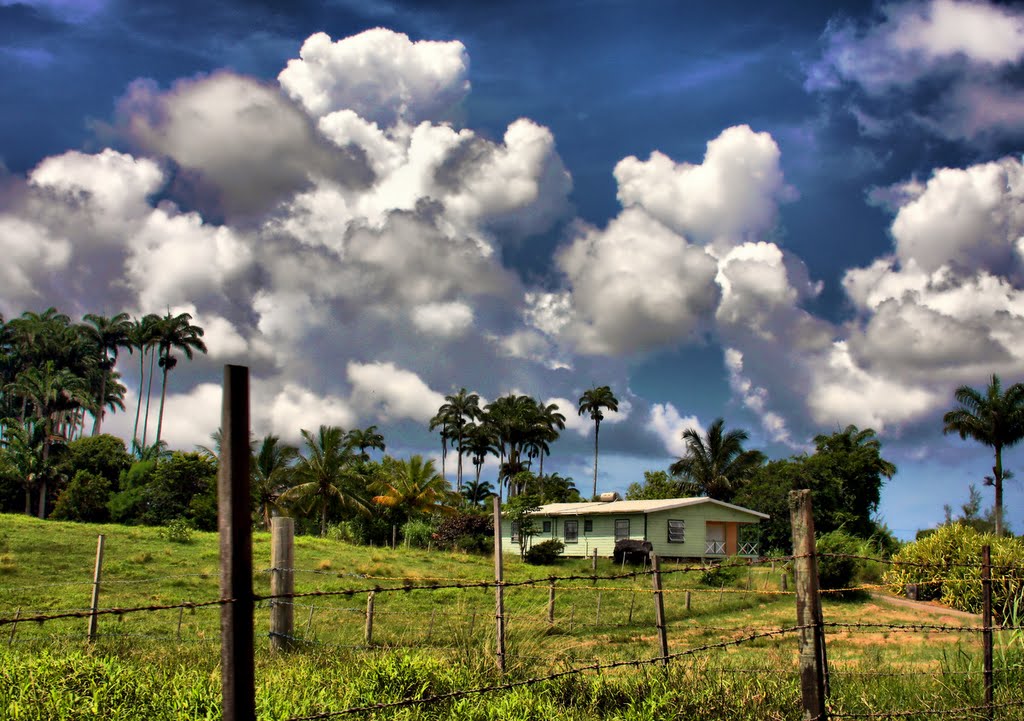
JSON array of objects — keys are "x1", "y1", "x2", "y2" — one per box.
[
  {"x1": 511, "y1": 521, "x2": 519, "y2": 543},
  {"x1": 584, "y1": 519, "x2": 593, "y2": 533},
  {"x1": 564, "y1": 520, "x2": 579, "y2": 543},
  {"x1": 668, "y1": 519, "x2": 685, "y2": 543},
  {"x1": 614, "y1": 519, "x2": 630, "y2": 541},
  {"x1": 542, "y1": 520, "x2": 552, "y2": 533}
]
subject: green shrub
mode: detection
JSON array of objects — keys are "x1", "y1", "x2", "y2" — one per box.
[
  {"x1": 157, "y1": 518, "x2": 194, "y2": 544},
  {"x1": 700, "y1": 556, "x2": 747, "y2": 586},
  {"x1": 432, "y1": 511, "x2": 493, "y2": 553},
  {"x1": 815, "y1": 530, "x2": 860, "y2": 590},
  {"x1": 883, "y1": 523, "x2": 1024, "y2": 617},
  {"x1": 51, "y1": 470, "x2": 112, "y2": 523},
  {"x1": 525, "y1": 539, "x2": 564, "y2": 565},
  {"x1": 401, "y1": 518, "x2": 434, "y2": 549}
]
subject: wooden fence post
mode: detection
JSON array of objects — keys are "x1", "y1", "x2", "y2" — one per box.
[
  {"x1": 628, "y1": 585, "x2": 637, "y2": 623},
  {"x1": 8, "y1": 608, "x2": 19, "y2": 646},
  {"x1": 87, "y1": 534, "x2": 105, "y2": 642},
  {"x1": 592, "y1": 548, "x2": 598, "y2": 573},
  {"x1": 177, "y1": 604, "x2": 184, "y2": 642},
  {"x1": 790, "y1": 489, "x2": 828, "y2": 721},
  {"x1": 685, "y1": 590, "x2": 691, "y2": 612},
  {"x1": 651, "y1": 552, "x2": 668, "y2": 664},
  {"x1": 982, "y1": 544, "x2": 993, "y2": 721},
  {"x1": 270, "y1": 517, "x2": 295, "y2": 652},
  {"x1": 547, "y1": 581, "x2": 556, "y2": 625},
  {"x1": 364, "y1": 593, "x2": 375, "y2": 645},
  {"x1": 218, "y1": 365, "x2": 255, "y2": 721},
  {"x1": 492, "y1": 496, "x2": 506, "y2": 672}
]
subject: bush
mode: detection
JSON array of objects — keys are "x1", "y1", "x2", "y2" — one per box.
[
  {"x1": 51, "y1": 470, "x2": 111, "y2": 523},
  {"x1": 432, "y1": 511, "x2": 493, "y2": 554},
  {"x1": 883, "y1": 523, "x2": 1024, "y2": 617},
  {"x1": 157, "y1": 518, "x2": 193, "y2": 544},
  {"x1": 815, "y1": 530, "x2": 861, "y2": 590},
  {"x1": 525, "y1": 539, "x2": 564, "y2": 565},
  {"x1": 401, "y1": 519, "x2": 434, "y2": 549},
  {"x1": 700, "y1": 556, "x2": 747, "y2": 586}
]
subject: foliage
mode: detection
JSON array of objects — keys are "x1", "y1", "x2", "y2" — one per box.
[
  {"x1": 669, "y1": 418, "x2": 764, "y2": 503},
  {"x1": 699, "y1": 556, "x2": 747, "y2": 586},
  {"x1": 504, "y1": 493, "x2": 542, "y2": 560},
  {"x1": 372, "y1": 455, "x2": 454, "y2": 524},
  {"x1": 733, "y1": 426, "x2": 896, "y2": 554},
  {"x1": 282, "y1": 426, "x2": 368, "y2": 537},
  {"x1": 884, "y1": 523, "x2": 1024, "y2": 617},
  {"x1": 57, "y1": 434, "x2": 132, "y2": 490},
  {"x1": 107, "y1": 453, "x2": 216, "y2": 530},
  {"x1": 942, "y1": 374, "x2": 1024, "y2": 536},
  {"x1": 578, "y1": 385, "x2": 618, "y2": 499},
  {"x1": 431, "y1": 510, "x2": 493, "y2": 553},
  {"x1": 525, "y1": 538, "x2": 564, "y2": 565},
  {"x1": 156, "y1": 518, "x2": 194, "y2": 544},
  {"x1": 401, "y1": 518, "x2": 434, "y2": 548},
  {"x1": 625, "y1": 470, "x2": 699, "y2": 500},
  {"x1": 815, "y1": 530, "x2": 861, "y2": 591},
  {"x1": 51, "y1": 469, "x2": 112, "y2": 523}
]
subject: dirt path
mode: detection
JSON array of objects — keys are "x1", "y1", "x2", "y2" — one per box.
[{"x1": 868, "y1": 592, "x2": 980, "y2": 621}]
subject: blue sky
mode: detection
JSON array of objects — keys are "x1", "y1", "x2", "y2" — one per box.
[{"x1": 2, "y1": 0, "x2": 1024, "y2": 537}]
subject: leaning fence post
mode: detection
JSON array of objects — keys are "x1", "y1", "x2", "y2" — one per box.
[
  {"x1": 547, "y1": 580, "x2": 556, "y2": 625},
  {"x1": 219, "y1": 365, "x2": 255, "y2": 721},
  {"x1": 492, "y1": 496, "x2": 506, "y2": 672},
  {"x1": 87, "y1": 534, "x2": 105, "y2": 642},
  {"x1": 790, "y1": 489, "x2": 828, "y2": 721},
  {"x1": 982, "y1": 544, "x2": 994, "y2": 721},
  {"x1": 270, "y1": 517, "x2": 295, "y2": 652},
  {"x1": 8, "y1": 608, "x2": 20, "y2": 646},
  {"x1": 364, "y1": 593, "x2": 374, "y2": 645},
  {"x1": 651, "y1": 552, "x2": 668, "y2": 664},
  {"x1": 596, "y1": 592, "x2": 602, "y2": 626},
  {"x1": 177, "y1": 603, "x2": 185, "y2": 642}
]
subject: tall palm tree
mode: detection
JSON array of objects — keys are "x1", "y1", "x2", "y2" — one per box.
[
  {"x1": 0, "y1": 421, "x2": 45, "y2": 515},
  {"x1": 428, "y1": 411, "x2": 451, "y2": 482},
  {"x1": 345, "y1": 425, "x2": 386, "y2": 461},
  {"x1": 669, "y1": 418, "x2": 764, "y2": 503},
  {"x1": 251, "y1": 434, "x2": 299, "y2": 529},
  {"x1": 129, "y1": 314, "x2": 160, "y2": 452},
  {"x1": 436, "y1": 388, "x2": 482, "y2": 492},
  {"x1": 535, "y1": 402, "x2": 566, "y2": 477},
  {"x1": 577, "y1": 385, "x2": 618, "y2": 500},
  {"x1": 461, "y1": 477, "x2": 495, "y2": 507},
  {"x1": 943, "y1": 374, "x2": 1024, "y2": 536},
  {"x1": 152, "y1": 312, "x2": 207, "y2": 446},
  {"x1": 371, "y1": 455, "x2": 454, "y2": 521},
  {"x1": 81, "y1": 312, "x2": 132, "y2": 436},
  {"x1": 283, "y1": 426, "x2": 366, "y2": 536},
  {"x1": 483, "y1": 394, "x2": 539, "y2": 500},
  {"x1": 464, "y1": 422, "x2": 497, "y2": 487}
]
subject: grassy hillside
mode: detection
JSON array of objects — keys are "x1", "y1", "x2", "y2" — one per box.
[{"x1": 0, "y1": 513, "x2": 1019, "y2": 720}]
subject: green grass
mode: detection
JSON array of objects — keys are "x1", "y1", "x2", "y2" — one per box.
[{"x1": 1, "y1": 513, "x2": 1022, "y2": 720}]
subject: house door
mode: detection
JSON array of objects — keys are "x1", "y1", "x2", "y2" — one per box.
[{"x1": 705, "y1": 522, "x2": 726, "y2": 555}]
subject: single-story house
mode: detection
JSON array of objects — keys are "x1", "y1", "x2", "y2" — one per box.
[{"x1": 503, "y1": 497, "x2": 769, "y2": 559}]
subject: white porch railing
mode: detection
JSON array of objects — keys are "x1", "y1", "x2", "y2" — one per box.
[
  {"x1": 705, "y1": 540, "x2": 726, "y2": 554},
  {"x1": 739, "y1": 542, "x2": 759, "y2": 556}
]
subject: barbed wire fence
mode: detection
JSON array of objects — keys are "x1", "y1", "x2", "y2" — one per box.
[{"x1": 2, "y1": 367, "x2": 1024, "y2": 720}]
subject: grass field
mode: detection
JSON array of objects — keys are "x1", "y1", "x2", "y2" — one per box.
[{"x1": 1, "y1": 513, "x2": 1022, "y2": 720}]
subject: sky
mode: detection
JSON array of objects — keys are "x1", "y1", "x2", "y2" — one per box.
[{"x1": 2, "y1": 0, "x2": 1024, "y2": 538}]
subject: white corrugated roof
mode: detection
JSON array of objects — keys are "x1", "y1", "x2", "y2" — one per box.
[{"x1": 529, "y1": 497, "x2": 768, "y2": 519}]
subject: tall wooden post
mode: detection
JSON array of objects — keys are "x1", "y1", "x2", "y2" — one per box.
[
  {"x1": 219, "y1": 365, "x2": 255, "y2": 721},
  {"x1": 492, "y1": 496, "x2": 506, "y2": 672},
  {"x1": 365, "y1": 593, "x2": 375, "y2": 645},
  {"x1": 651, "y1": 552, "x2": 668, "y2": 663},
  {"x1": 87, "y1": 534, "x2": 105, "y2": 642},
  {"x1": 592, "y1": 548, "x2": 598, "y2": 572},
  {"x1": 982, "y1": 545, "x2": 994, "y2": 721},
  {"x1": 790, "y1": 490, "x2": 828, "y2": 721},
  {"x1": 547, "y1": 581, "x2": 556, "y2": 625},
  {"x1": 270, "y1": 517, "x2": 295, "y2": 652}
]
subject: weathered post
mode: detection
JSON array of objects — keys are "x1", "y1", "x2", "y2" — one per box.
[
  {"x1": 592, "y1": 548, "x2": 598, "y2": 573},
  {"x1": 547, "y1": 580, "x2": 556, "y2": 625},
  {"x1": 596, "y1": 592, "x2": 602, "y2": 625},
  {"x1": 219, "y1": 364, "x2": 255, "y2": 721},
  {"x1": 177, "y1": 604, "x2": 184, "y2": 642},
  {"x1": 982, "y1": 544, "x2": 993, "y2": 721},
  {"x1": 685, "y1": 590, "x2": 691, "y2": 612},
  {"x1": 492, "y1": 496, "x2": 506, "y2": 672},
  {"x1": 364, "y1": 593, "x2": 375, "y2": 645},
  {"x1": 651, "y1": 552, "x2": 668, "y2": 664},
  {"x1": 270, "y1": 517, "x2": 295, "y2": 652},
  {"x1": 628, "y1": 585, "x2": 637, "y2": 623},
  {"x1": 790, "y1": 489, "x2": 828, "y2": 721},
  {"x1": 8, "y1": 608, "x2": 19, "y2": 646},
  {"x1": 87, "y1": 534, "x2": 105, "y2": 642}
]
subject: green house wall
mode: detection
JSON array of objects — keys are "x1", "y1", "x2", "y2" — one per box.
[{"x1": 502, "y1": 502, "x2": 762, "y2": 559}]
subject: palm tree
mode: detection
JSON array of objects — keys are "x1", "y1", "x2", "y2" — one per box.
[
  {"x1": 461, "y1": 477, "x2": 495, "y2": 507},
  {"x1": 81, "y1": 312, "x2": 132, "y2": 435},
  {"x1": 577, "y1": 385, "x2": 618, "y2": 500},
  {"x1": 283, "y1": 426, "x2": 366, "y2": 536},
  {"x1": 152, "y1": 312, "x2": 207, "y2": 446},
  {"x1": 483, "y1": 394, "x2": 539, "y2": 500},
  {"x1": 372, "y1": 455, "x2": 454, "y2": 521},
  {"x1": 535, "y1": 402, "x2": 566, "y2": 477},
  {"x1": 431, "y1": 389, "x2": 482, "y2": 492},
  {"x1": 428, "y1": 411, "x2": 451, "y2": 482},
  {"x1": 943, "y1": 374, "x2": 1024, "y2": 536},
  {"x1": 0, "y1": 420, "x2": 45, "y2": 515},
  {"x1": 345, "y1": 425, "x2": 386, "y2": 461},
  {"x1": 251, "y1": 435, "x2": 299, "y2": 529},
  {"x1": 669, "y1": 418, "x2": 765, "y2": 503},
  {"x1": 129, "y1": 314, "x2": 160, "y2": 452}
]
